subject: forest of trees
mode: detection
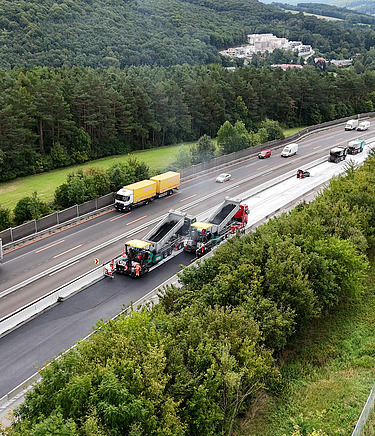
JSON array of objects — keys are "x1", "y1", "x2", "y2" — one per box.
[
  {"x1": 1, "y1": 0, "x2": 375, "y2": 69},
  {"x1": 5, "y1": 153, "x2": 375, "y2": 435},
  {"x1": 0, "y1": 118, "x2": 284, "y2": 229},
  {"x1": 1, "y1": 64, "x2": 375, "y2": 183},
  {"x1": 275, "y1": 2, "x2": 375, "y2": 23}
]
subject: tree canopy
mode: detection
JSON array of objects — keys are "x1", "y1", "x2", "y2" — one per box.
[
  {"x1": 1, "y1": 0, "x2": 375, "y2": 69},
  {"x1": 7, "y1": 154, "x2": 375, "y2": 436},
  {"x1": 0, "y1": 65, "x2": 374, "y2": 182}
]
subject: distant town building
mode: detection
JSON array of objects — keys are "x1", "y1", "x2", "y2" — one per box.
[
  {"x1": 219, "y1": 33, "x2": 313, "y2": 61},
  {"x1": 270, "y1": 64, "x2": 304, "y2": 71},
  {"x1": 314, "y1": 57, "x2": 327, "y2": 70},
  {"x1": 330, "y1": 59, "x2": 353, "y2": 67}
]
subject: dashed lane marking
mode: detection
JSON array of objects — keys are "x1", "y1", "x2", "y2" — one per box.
[{"x1": 53, "y1": 245, "x2": 83, "y2": 259}]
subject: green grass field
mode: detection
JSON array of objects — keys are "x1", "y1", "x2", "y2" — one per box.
[
  {"x1": 0, "y1": 143, "x2": 189, "y2": 211},
  {"x1": 283, "y1": 9, "x2": 342, "y2": 21},
  {"x1": 238, "y1": 250, "x2": 375, "y2": 436},
  {"x1": 0, "y1": 128, "x2": 304, "y2": 212}
]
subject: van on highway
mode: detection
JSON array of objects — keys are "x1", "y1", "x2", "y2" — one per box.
[
  {"x1": 357, "y1": 121, "x2": 370, "y2": 131},
  {"x1": 281, "y1": 143, "x2": 298, "y2": 157}
]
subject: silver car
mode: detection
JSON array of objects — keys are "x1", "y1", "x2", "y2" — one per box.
[{"x1": 216, "y1": 173, "x2": 231, "y2": 183}]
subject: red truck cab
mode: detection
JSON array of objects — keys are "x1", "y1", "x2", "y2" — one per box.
[{"x1": 231, "y1": 204, "x2": 249, "y2": 232}]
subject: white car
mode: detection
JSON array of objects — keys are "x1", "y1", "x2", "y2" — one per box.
[{"x1": 216, "y1": 173, "x2": 231, "y2": 183}]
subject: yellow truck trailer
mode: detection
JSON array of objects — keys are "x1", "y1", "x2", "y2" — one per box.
[
  {"x1": 150, "y1": 171, "x2": 180, "y2": 196},
  {"x1": 114, "y1": 172, "x2": 180, "y2": 212}
]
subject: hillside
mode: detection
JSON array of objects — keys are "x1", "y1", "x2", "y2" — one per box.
[
  {"x1": 0, "y1": 0, "x2": 265, "y2": 68},
  {"x1": 274, "y1": 2, "x2": 375, "y2": 22},
  {"x1": 268, "y1": 0, "x2": 375, "y2": 16},
  {"x1": 1, "y1": 0, "x2": 375, "y2": 68}
]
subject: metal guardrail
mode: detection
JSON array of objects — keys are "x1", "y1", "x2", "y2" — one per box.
[
  {"x1": 0, "y1": 155, "x2": 335, "y2": 418},
  {"x1": 1, "y1": 125, "x2": 375, "y2": 425},
  {"x1": 0, "y1": 194, "x2": 115, "y2": 246},
  {"x1": 1, "y1": 112, "x2": 373, "y2": 249},
  {"x1": 0, "y1": 266, "x2": 104, "y2": 338},
  {"x1": 352, "y1": 385, "x2": 375, "y2": 435}
]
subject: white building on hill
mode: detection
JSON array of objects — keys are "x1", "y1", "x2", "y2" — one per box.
[{"x1": 219, "y1": 33, "x2": 313, "y2": 60}]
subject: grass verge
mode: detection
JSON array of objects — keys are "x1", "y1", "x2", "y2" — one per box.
[
  {"x1": 238, "y1": 250, "x2": 375, "y2": 435},
  {"x1": 0, "y1": 127, "x2": 305, "y2": 212},
  {"x1": 0, "y1": 143, "x2": 189, "y2": 211}
]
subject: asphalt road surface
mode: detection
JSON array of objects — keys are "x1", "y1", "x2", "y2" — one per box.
[{"x1": 0, "y1": 121, "x2": 373, "y2": 399}]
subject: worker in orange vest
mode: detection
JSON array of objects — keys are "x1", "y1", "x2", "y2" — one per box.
[{"x1": 135, "y1": 263, "x2": 141, "y2": 277}]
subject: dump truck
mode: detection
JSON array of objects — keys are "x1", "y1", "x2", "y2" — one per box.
[
  {"x1": 328, "y1": 146, "x2": 348, "y2": 163},
  {"x1": 184, "y1": 197, "x2": 249, "y2": 257},
  {"x1": 115, "y1": 210, "x2": 195, "y2": 277},
  {"x1": 114, "y1": 172, "x2": 180, "y2": 211},
  {"x1": 347, "y1": 139, "x2": 364, "y2": 155}
]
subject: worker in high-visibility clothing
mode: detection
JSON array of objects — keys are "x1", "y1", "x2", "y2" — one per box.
[
  {"x1": 104, "y1": 261, "x2": 114, "y2": 279},
  {"x1": 135, "y1": 263, "x2": 141, "y2": 277}
]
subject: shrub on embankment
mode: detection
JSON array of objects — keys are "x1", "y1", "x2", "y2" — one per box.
[{"x1": 6, "y1": 157, "x2": 375, "y2": 435}]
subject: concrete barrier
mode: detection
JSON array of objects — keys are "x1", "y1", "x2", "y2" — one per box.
[
  {"x1": 0, "y1": 267, "x2": 103, "y2": 338},
  {"x1": 2, "y1": 142, "x2": 374, "y2": 421}
]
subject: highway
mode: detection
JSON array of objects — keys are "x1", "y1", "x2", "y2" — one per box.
[
  {"x1": 0, "y1": 122, "x2": 373, "y2": 400},
  {"x1": 1, "y1": 123, "x2": 370, "y2": 318}
]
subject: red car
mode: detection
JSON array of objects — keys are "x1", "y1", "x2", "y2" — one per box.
[{"x1": 258, "y1": 149, "x2": 271, "y2": 159}]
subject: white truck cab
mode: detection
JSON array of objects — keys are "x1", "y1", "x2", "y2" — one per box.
[
  {"x1": 115, "y1": 188, "x2": 133, "y2": 210},
  {"x1": 345, "y1": 119, "x2": 359, "y2": 130},
  {"x1": 281, "y1": 143, "x2": 298, "y2": 157}
]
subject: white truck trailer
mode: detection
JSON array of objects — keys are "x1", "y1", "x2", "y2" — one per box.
[{"x1": 345, "y1": 119, "x2": 359, "y2": 130}]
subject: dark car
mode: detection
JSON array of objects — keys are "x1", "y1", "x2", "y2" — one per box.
[
  {"x1": 296, "y1": 169, "x2": 310, "y2": 179},
  {"x1": 259, "y1": 149, "x2": 271, "y2": 159}
]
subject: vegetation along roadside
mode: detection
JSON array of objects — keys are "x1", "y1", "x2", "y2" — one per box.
[
  {"x1": 238, "y1": 250, "x2": 375, "y2": 435},
  {"x1": 4, "y1": 153, "x2": 375, "y2": 435},
  {"x1": 0, "y1": 123, "x2": 297, "y2": 230}
]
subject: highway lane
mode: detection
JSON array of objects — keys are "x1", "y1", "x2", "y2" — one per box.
[
  {"x1": 0, "y1": 123, "x2": 374, "y2": 401},
  {"x1": 0, "y1": 251, "x2": 195, "y2": 398},
  {"x1": 0, "y1": 122, "x2": 372, "y2": 318}
]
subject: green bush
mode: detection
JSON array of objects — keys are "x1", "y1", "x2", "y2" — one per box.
[{"x1": 13, "y1": 192, "x2": 50, "y2": 225}]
